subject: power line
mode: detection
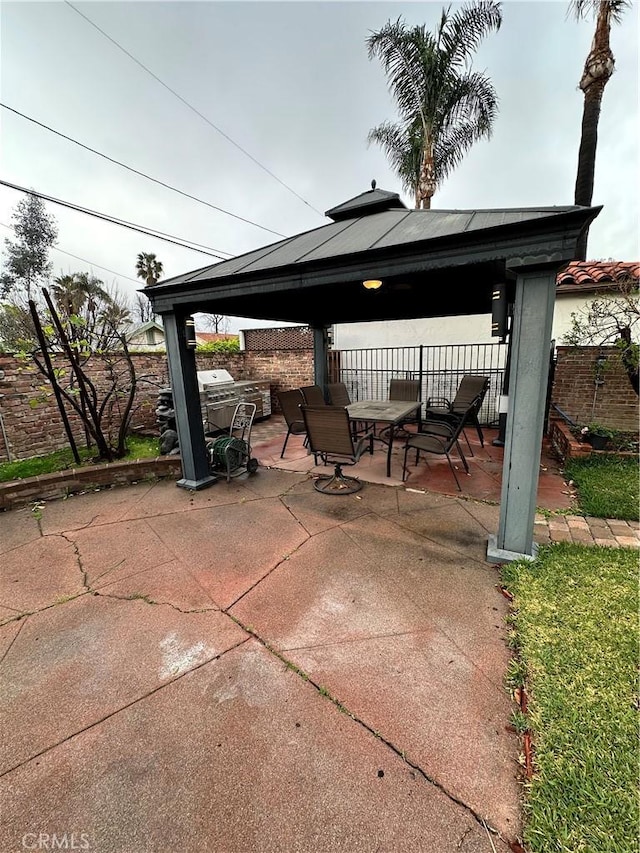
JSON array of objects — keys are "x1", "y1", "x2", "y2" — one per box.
[
  {"x1": 64, "y1": 1, "x2": 324, "y2": 217},
  {"x1": 1, "y1": 103, "x2": 287, "y2": 239},
  {"x1": 0, "y1": 222, "x2": 141, "y2": 283},
  {"x1": 0, "y1": 179, "x2": 234, "y2": 259}
]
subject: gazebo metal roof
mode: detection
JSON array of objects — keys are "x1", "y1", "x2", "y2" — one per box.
[{"x1": 147, "y1": 187, "x2": 600, "y2": 326}]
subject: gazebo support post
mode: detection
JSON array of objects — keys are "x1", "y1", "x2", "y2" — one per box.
[
  {"x1": 163, "y1": 311, "x2": 217, "y2": 491},
  {"x1": 487, "y1": 268, "x2": 558, "y2": 563},
  {"x1": 312, "y1": 325, "x2": 330, "y2": 401}
]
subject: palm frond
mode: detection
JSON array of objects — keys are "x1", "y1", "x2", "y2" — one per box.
[
  {"x1": 367, "y1": 120, "x2": 422, "y2": 195},
  {"x1": 570, "y1": 0, "x2": 630, "y2": 23},
  {"x1": 367, "y1": 18, "x2": 433, "y2": 125},
  {"x1": 439, "y1": 1, "x2": 502, "y2": 67}
]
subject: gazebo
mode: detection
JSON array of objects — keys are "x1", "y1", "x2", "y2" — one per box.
[{"x1": 144, "y1": 186, "x2": 600, "y2": 562}]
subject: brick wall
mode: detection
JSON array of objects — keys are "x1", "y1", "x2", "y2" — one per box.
[
  {"x1": 552, "y1": 346, "x2": 639, "y2": 432},
  {"x1": 0, "y1": 352, "x2": 170, "y2": 462},
  {"x1": 0, "y1": 348, "x2": 314, "y2": 462}
]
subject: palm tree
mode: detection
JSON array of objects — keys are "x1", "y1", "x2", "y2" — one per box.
[
  {"x1": 367, "y1": 3, "x2": 502, "y2": 209},
  {"x1": 135, "y1": 252, "x2": 164, "y2": 287},
  {"x1": 570, "y1": 0, "x2": 629, "y2": 259}
]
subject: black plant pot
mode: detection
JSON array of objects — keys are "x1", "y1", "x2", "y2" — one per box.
[{"x1": 589, "y1": 434, "x2": 610, "y2": 451}]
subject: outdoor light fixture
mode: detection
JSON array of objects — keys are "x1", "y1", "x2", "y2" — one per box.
[
  {"x1": 362, "y1": 279, "x2": 383, "y2": 291},
  {"x1": 185, "y1": 316, "x2": 197, "y2": 348}
]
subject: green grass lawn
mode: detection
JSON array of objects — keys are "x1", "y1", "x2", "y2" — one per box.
[
  {"x1": 565, "y1": 455, "x2": 639, "y2": 521},
  {"x1": 0, "y1": 436, "x2": 160, "y2": 483},
  {"x1": 502, "y1": 543, "x2": 639, "y2": 853}
]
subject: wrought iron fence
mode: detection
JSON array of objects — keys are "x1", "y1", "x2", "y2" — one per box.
[{"x1": 328, "y1": 343, "x2": 508, "y2": 426}]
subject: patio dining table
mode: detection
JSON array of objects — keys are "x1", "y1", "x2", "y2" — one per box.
[{"x1": 347, "y1": 400, "x2": 421, "y2": 478}]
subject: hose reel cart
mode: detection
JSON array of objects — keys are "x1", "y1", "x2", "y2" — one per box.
[{"x1": 206, "y1": 402, "x2": 259, "y2": 482}]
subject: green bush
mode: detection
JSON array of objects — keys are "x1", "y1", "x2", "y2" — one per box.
[{"x1": 196, "y1": 338, "x2": 240, "y2": 353}]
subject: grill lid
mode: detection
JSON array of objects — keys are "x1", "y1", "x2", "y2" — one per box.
[{"x1": 197, "y1": 369, "x2": 234, "y2": 390}]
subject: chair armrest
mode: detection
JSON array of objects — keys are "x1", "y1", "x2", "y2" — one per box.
[
  {"x1": 419, "y1": 419, "x2": 457, "y2": 437},
  {"x1": 406, "y1": 431, "x2": 448, "y2": 452},
  {"x1": 425, "y1": 397, "x2": 452, "y2": 410}
]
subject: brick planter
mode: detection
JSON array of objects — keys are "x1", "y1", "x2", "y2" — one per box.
[
  {"x1": 548, "y1": 417, "x2": 637, "y2": 464},
  {"x1": 0, "y1": 456, "x2": 183, "y2": 511}
]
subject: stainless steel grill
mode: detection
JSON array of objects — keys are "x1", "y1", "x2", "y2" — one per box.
[{"x1": 198, "y1": 370, "x2": 271, "y2": 434}]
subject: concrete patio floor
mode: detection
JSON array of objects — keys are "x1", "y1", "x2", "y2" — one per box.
[{"x1": 1, "y1": 463, "x2": 522, "y2": 853}]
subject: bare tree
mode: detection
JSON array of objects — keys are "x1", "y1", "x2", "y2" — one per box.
[
  {"x1": 133, "y1": 292, "x2": 156, "y2": 324},
  {"x1": 26, "y1": 277, "x2": 139, "y2": 461},
  {"x1": 563, "y1": 275, "x2": 639, "y2": 394},
  {"x1": 202, "y1": 313, "x2": 229, "y2": 334}
]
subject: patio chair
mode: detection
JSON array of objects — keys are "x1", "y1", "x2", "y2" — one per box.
[
  {"x1": 424, "y1": 375, "x2": 490, "y2": 451},
  {"x1": 389, "y1": 378, "x2": 421, "y2": 403},
  {"x1": 301, "y1": 405, "x2": 374, "y2": 495},
  {"x1": 277, "y1": 389, "x2": 307, "y2": 458},
  {"x1": 378, "y1": 377, "x2": 422, "y2": 441},
  {"x1": 402, "y1": 412, "x2": 471, "y2": 491},
  {"x1": 327, "y1": 382, "x2": 351, "y2": 406},
  {"x1": 300, "y1": 385, "x2": 326, "y2": 406}
]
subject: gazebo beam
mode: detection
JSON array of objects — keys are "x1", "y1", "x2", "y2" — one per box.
[
  {"x1": 163, "y1": 312, "x2": 217, "y2": 491},
  {"x1": 487, "y1": 268, "x2": 558, "y2": 562},
  {"x1": 312, "y1": 325, "x2": 330, "y2": 398}
]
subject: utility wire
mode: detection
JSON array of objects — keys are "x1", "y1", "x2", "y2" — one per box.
[
  {"x1": 1, "y1": 103, "x2": 287, "y2": 239},
  {"x1": 0, "y1": 222, "x2": 141, "y2": 283},
  {"x1": 64, "y1": 0, "x2": 324, "y2": 217},
  {"x1": 0, "y1": 179, "x2": 234, "y2": 259}
]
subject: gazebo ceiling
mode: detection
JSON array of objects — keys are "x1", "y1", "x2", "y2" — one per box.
[{"x1": 145, "y1": 186, "x2": 601, "y2": 325}]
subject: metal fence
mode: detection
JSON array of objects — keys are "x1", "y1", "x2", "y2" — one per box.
[{"x1": 329, "y1": 343, "x2": 508, "y2": 426}]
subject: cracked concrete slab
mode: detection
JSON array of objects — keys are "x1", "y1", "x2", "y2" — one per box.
[
  {"x1": 0, "y1": 506, "x2": 41, "y2": 554},
  {"x1": 287, "y1": 630, "x2": 521, "y2": 839},
  {"x1": 66, "y1": 518, "x2": 177, "y2": 589},
  {"x1": 119, "y1": 477, "x2": 253, "y2": 521},
  {"x1": 0, "y1": 639, "x2": 510, "y2": 853},
  {"x1": 0, "y1": 594, "x2": 246, "y2": 774},
  {"x1": 0, "y1": 534, "x2": 85, "y2": 616},
  {"x1": 0, "y1": 467, "x2": 523, "y2": 850},
  {"x1": 0, "y1": 619, "x2": 24, "y2": 661},
  {"x1": 146, "y1": 498, "x2": 309, "y2": 609},
  {"x1": 230, "y1": 525, "x2": 434, "y2": 649},
  {"x1": 37, "y1": 482, "x2": 156, "y2": 535},
  {"x1": 96, "y1": 559, "x2": 218, "y2": 611}
]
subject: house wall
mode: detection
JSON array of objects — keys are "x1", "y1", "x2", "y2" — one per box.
[
  {"x1": 332, "y1": 293, "x2": 635, "y2": 349},
  {"x1": 551, "y1": 346, "x2": 639, "y2": 432}
]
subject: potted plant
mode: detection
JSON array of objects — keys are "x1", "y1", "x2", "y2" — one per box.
[{"x1": 580, "y1": 423, "x2": 616, "y2": 450}]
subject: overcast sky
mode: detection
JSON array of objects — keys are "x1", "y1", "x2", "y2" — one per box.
[{"x1": 1, "y1": 0, "x2": 638, "y2": 333}]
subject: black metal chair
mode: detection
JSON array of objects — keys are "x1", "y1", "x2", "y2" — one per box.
[
  {"x1": 378, "y1": 377, "x2": 421, "y2": 441},
  {"x1": 327, "y1": 382, "x2": 351, "y2": 406},
  {"x1": 277, "y1": 389, "x2": 307, "y2": 458},
  {"x1": 301, "y1": 405, "x2": 373, "y2": 495},
  {"x1": 424, "y1": 375, "x2": 490, "y2": 452},
  {"x1": 389, "y1": 378, "x2": 421, "y2": 403},
  {"x1": 402, "y1": 414, "x2": 471, "y2": 491},
  {"x1": 300, "y1": 385, "x2": 326, "y2": 406}
]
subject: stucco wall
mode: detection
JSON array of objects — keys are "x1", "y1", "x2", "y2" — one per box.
[{"x1": 333, "y1": 293, "x2": 637, "y2": 349}]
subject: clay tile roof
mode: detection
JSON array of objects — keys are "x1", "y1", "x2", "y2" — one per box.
[{"x1": 557, "y1": 261, "x2": 640, "y2": 293}]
